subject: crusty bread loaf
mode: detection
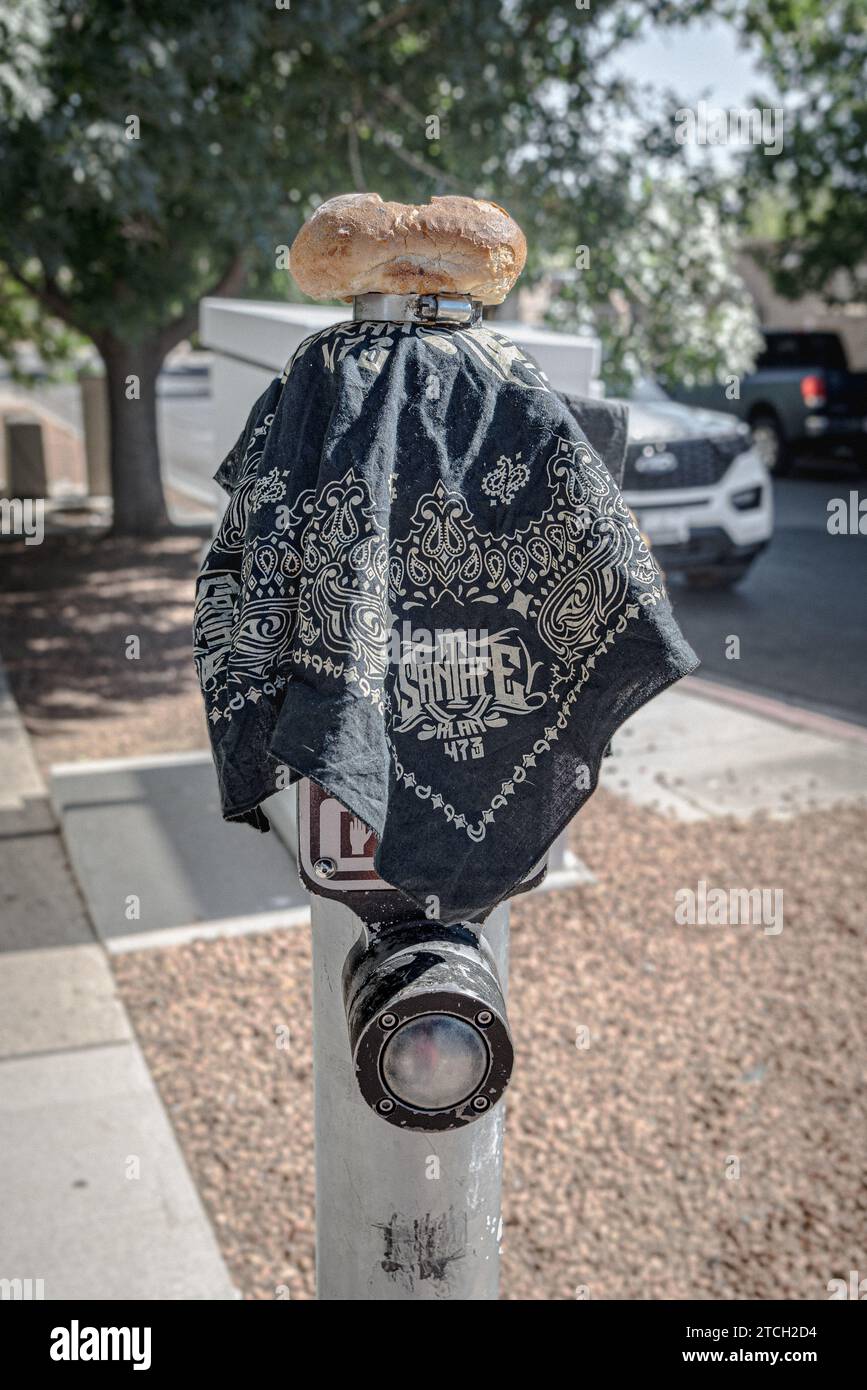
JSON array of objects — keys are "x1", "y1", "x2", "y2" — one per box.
[{"x1": 289, "y1": 193, "x2": 526, "y2": 304}]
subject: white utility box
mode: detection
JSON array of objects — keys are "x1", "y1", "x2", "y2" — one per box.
[{"x1": 199, "y1": 298, "x2": 602, "y2": 461}]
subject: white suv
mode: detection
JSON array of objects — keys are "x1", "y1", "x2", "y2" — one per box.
[{"x1": 614, "y1": 381, "x2": 774, "y2": 588}]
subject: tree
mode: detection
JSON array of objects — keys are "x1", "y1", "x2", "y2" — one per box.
[
  {"x1": 679, "y1": 0, "x2": 867, "y2": 303},
  {"x1": 1, "y1": 1, "x2": 290, "y2": 531},
  {"x1": 549, "y1": 176, "x2": 762, "y2": 393},
  {"x1": 0, "y1": 0, "x2": 745, "y2": 531}
]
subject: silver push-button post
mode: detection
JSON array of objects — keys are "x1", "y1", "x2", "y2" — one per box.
[
  {"x1": 301, "y1": 290, "x2": 525, "y2": 1300},
  {"x1": 297, "y1": 776, "x2": 515, "y2": 1300}
]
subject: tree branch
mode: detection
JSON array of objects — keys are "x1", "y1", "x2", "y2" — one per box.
[
  {"x1": 347, "y1": 88, "x2": 367, "y2": 190},
  {"x1": 359, "y1": 2, "x2": 425, "y2": 42},
  {"x1": 362, "y1": 114, "x2": 468, "y2": 191},
  {"x1": 2, "y1": 263, "x2": 85, "y2": 334},
  {"x1": 381, "y1": 84, "x2": 429, "y2": 127}
]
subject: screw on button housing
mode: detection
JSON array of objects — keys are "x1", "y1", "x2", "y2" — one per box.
[
  {"x1": 314, "y1": 858, "x2": 338, "y2": 880},
  {"x1": 416, "y1": 293, "x2": 478, "y2": 324}
]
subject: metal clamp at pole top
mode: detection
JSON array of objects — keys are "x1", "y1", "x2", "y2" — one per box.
[{"x1": 352, "y1": 292, "x2": 482, "y2": 326}]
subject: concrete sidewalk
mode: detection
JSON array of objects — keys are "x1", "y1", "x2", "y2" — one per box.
[
  {"x1": 0, "y1": 661, "x2": 237, "y2": 1301},
  {"x1": 48, "y1": 751, "x2": 308, "y2": 947},
  {"x1": 600, "y1": 674, "x2": 867, "y2": 820}
]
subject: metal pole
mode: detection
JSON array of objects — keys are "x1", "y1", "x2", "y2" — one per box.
[{"x1": 311, "y1": 896, "x2": 510, "y2": 1301}]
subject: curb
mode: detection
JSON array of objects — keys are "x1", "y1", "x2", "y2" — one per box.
[{"x1": 683, "y1": 674, "x2": 867, "y2": 746}]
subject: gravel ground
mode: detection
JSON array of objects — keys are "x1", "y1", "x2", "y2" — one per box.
[
  {"x1": 3, "y1": 529, "x2": 865, "y2": 1300},
  {"x1": 113, "y1": 793, "x2": 867, "y2": 1301}
]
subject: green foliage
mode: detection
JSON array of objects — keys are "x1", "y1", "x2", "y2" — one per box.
[
  {"x1": 0, "y1": 0, "x2": 648, "y2": 353},
  {"x1": 0, "y1": 269, "x2": 82, "y2": 382},
  {"x1": 0, "y1": 0, "x2": 763, "y2": 395},
  {"x1": 679, "y1": 0, "x2": 867, "y2": 302},
  {"x1": 547, "y1": 176, "x2": 762, "y2": 392}
]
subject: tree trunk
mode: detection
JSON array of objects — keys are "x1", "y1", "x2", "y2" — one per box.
[{"x1": 100, "y1": 336, "x2": 170, "y2": 535}]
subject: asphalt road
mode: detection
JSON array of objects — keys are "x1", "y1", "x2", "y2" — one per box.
[
  {"x1": 17, "y1": 378, "x2": 867, "y2": 727},
  {"x1": 668, "y1": 464, "x2": 867, "y2": 726}
]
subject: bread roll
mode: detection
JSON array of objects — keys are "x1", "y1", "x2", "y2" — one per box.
[{"x1": 289, "y1": 193, "x2": 526, "y2": 304}]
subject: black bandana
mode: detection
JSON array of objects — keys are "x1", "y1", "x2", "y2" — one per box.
[{"x1": 194, "y1": 320, "x2": 698, "y2": 921}]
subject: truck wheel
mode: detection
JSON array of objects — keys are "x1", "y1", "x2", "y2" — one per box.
[
  {"x1": 685, "y1": 559, "x2": 755, "y2": 590},
  {"x1": 750, "y1": 412, "x2": 790, "y2": 475}
]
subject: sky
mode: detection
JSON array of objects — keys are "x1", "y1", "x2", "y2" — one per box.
[{"x1": 611, "y1": 16, "x2": 768, "y2": 108}]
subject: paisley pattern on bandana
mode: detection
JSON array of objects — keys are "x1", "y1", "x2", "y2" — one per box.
[
  {"x1": 194, "y1": 319, "x2": 697, "y2": 920},
  {"x1": 196, "y1": 435, "x2": 662, "y2": 724},
  {"x1": 481, "y1": 452, "x2": 530, "y2": 505}
]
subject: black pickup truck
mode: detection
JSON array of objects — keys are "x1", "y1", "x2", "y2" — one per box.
[{"x1": 666, "y1": 330, "x2": 867, "y2": 474}]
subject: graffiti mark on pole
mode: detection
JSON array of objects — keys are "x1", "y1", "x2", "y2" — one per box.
[{"x1": 377, "y1": 1208, "x2": 467, "y2": 1291}]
